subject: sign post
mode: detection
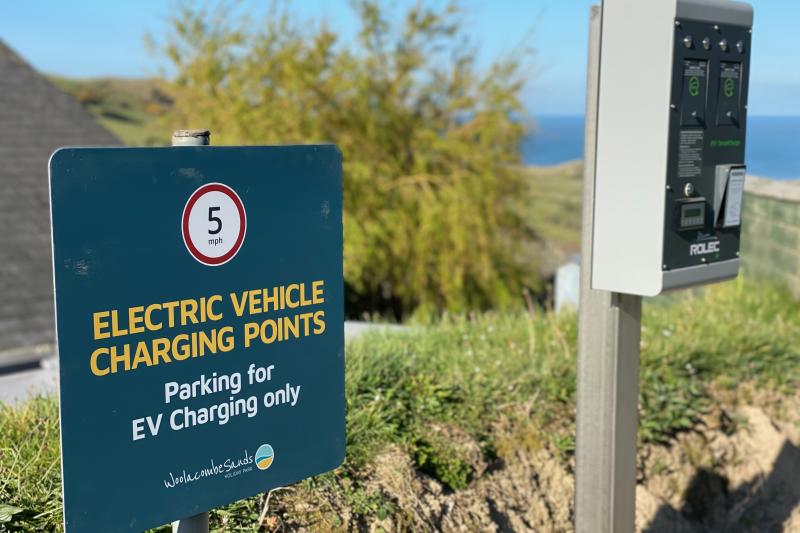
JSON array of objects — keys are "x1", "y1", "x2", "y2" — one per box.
[
  {"x1": 50, "y1": 135, "x2": 345, "y2": 532},
  {"x1": 171, "y1": 129, "x2": 211, "y2": 533},
  {"x1": 574, "y1": 7, "x2": 642, "y2": 532}
]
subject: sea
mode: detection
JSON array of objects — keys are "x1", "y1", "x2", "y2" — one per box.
[{"x1": 522, "y1": 115, "x2": 800, "y2": 180}]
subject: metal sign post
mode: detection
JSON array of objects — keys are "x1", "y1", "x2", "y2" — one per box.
[
  {"x1": 574, "y1": 7, "x2": 641, "y2": 533},
  {"x1": 172, "y1": 512, "x2": 208, "y2": 533},
  {"x1": 171, "y1": 129, "x2": 210, "y2": 533}
]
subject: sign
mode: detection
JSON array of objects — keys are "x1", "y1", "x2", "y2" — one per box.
[
  {"x1": 182, "y1": 182, "x2": 247, "y2": 266},
  {"x1": 49, "y1": 145, "x2": 344, "y2": 532}
]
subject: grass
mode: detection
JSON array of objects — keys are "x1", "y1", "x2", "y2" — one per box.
[
  {"x1": 0, "y1": 398, "x2": 61, "y2": 530},
  {"x1": 1, "y1": 277, "x2": 797, "y2": 530}
]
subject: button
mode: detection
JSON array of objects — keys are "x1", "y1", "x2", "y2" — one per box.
[
  {"x1": 702, "y1": 37, "x2": 712, "y2": 50},
  {"x1": 683, "y1": 35, "x2": 693, "y2": 48},
  {"x1": 719, "y1": 38, "x2": 728, "y2": 51},
  {"x1": 736, "y1": 40, "x2": 745, "y2": 53}
]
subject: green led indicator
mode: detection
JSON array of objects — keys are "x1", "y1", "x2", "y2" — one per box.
[
  {"x1": 724, "y1": 77, "x2": 735, "y2": 98},
  {"x1": 689, "y1": 76, "x2": 700, "y2": 97}
]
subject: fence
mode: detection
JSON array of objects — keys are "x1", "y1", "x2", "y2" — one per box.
[{"x1": 741, "y1": 176, "x2": 800, "y2": 296}]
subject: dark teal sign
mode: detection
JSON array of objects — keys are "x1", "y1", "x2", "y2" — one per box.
[{"x1": 49, "y1": 146, "x2": 344, "y2": 532}]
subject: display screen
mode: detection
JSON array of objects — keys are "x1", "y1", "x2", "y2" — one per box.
[{"x1": 679, "y1": 202, "x2": 705, "y2": 229}]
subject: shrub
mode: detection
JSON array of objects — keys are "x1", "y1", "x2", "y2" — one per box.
[{"x1": 153, "y1": 1, "x2": 539, "y2": 319}]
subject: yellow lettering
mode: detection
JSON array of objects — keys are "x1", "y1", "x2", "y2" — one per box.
[
  {"x1": 312, "y1": 280, "x2": 325, "y2": 304},
  {"x1": 207, "y1": 295, "x2": 223, "y2": 321},
  {"x1": 145, "y1": 304, "x2": 162, "y2": 331},
  {"x1": 162, "y1": 301, "x2": 179, "y2": 328},
  {"x1": 180, "y1": 300, "x2": 198, "y2": 325},
  {"x1": 286, "y1": 284, "x2": 300, "y2": 308},
  {"x1": 218, "y1": 326, "x2": 235, "y2": 352},
  {"x1": 129, "y1": 306, "x2": 145, "y2": 335},
  {"x1": 172, "y1": 334, "x2": 191, "y2": 360},
  {"x1": 299, "y1": 311, "x2": 312, "y2": 336},
  {"x1": 131, "y1": 342, "x2": 152, "y2": 369},
  {"x1": 230, "y1": 292, "x2": 247, "y2": 317},
  {"x1": 93, "y1": 311, "x2": 110, "y2": 340},
  {"x1": 152, "y1": 338, "x2": 171, "y2": 365},
  {"x1": 263, "y1": 287, "x2": 279, "y2": 313},
  {"x1": 284, "y1": 314, "x2": 300, "y2": 338},
  {"x1": 90, "y1": 347, "x2": 110, "y2": 376},
  {"x1": 261, "y1": 319, "x2": 279, "y2": 344},
  {"x1": 313, "y1": 310, "x2": 326, "y2": 335},
  {"x1": 110, "y1": 345, "x2": 130, "y2": 373},
  {"x1": 300, "y1": 283, "x2": 312, "y2": 306},
  {"x1": 110, "y1": 310, "x2": 128, "y2": 337},
  {"x1": 243, "y1": 323, "x2": 259, "y2": 348},
  {"x1": 248, "y1": 289, "x2": 262, "y2": 315}
]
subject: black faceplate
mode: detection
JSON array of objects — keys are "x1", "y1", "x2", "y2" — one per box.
[{"x1": 663, "y1": 18, "x2": 751, "y2": 270}]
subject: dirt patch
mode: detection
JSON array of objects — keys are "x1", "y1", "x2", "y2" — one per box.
[
  {"x1": 267, "y1": 392, "x2": 800, "y2": 532},
  {"x1": 360, "y1": 443, "x2": 573, "y2": 532},
  {"x1": 639, "y1": 392, "x2": 800, "y2": 532}
]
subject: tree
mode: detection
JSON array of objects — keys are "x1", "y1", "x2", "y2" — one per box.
[{"x1": 156, "y1": 0, "x2": 539, "y2": 320}]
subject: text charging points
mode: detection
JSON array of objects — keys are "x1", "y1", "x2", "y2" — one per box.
[{"x1": 591, "y1": 0, "x2": 752, "y2": 296}]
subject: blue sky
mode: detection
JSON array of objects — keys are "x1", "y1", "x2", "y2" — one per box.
[{"x1": 1, "y1": 0, "x2": 797, "y2": 115}]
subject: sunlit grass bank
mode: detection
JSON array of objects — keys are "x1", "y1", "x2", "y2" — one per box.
[{"x1": 1, "y1": 278, "x2": 797, "y2": 531}]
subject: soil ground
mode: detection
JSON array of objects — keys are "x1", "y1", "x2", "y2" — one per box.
[{"x1": 261, "y1": 388, "x2": 800, "y2": 532}]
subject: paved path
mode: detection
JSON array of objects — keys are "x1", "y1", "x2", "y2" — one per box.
[
  {"x1": 0, "y1": 321, "x2": 403, "y2": 404},
  {"x1": 0, "y1": 357, "x2": 58, "y2": 404}
]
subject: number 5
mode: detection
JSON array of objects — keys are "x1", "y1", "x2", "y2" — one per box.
[{"x1": 208, "y1": 206, "x2": 222, "y2": 234}]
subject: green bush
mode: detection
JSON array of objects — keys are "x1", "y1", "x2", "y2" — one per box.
[
  {"x1": 153, "y1": 1, "x2": 538, "y2": 320},
  {"x1": 412, "y1": 435, "x2": 473, "y2": 491}
]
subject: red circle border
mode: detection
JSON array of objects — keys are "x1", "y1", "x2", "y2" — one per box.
[{"x1": 181, "y1": 183, "x2": 247, "y2": 266}]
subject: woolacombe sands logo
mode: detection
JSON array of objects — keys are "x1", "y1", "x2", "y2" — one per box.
[
  {"x1": 255, "y1": 444, "x2": 275, "y2": 470},
  {"x1": 182, "y1": 183, "x2": 247, "y2": 266}
]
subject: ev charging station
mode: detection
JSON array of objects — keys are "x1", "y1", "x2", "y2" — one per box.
[
  {"x1": 575, "y1": 1, "x2": 752, "y2": 531},
  {"x1": 592, "y1": 0, "x2": 751, "y2": 296}
]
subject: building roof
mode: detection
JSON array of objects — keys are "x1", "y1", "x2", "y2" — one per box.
[{"x1": 0, "y1": 40, "x2": 121, "y2": 363}]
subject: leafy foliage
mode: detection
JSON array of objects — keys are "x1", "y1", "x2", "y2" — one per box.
[
  {"x1": 412, "y1": 435, "x2": 473, "y2": 491},
  {"x1": 154, "y1": 0, "x2": 538, "y2": 319}
]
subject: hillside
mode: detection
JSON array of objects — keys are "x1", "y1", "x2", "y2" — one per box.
[
  {"x1": 47, "y1": 76, "x2": 173, "y2": 146},
  {"x1": 523, "y1": 162, "x2": 583, "y2": 278}
]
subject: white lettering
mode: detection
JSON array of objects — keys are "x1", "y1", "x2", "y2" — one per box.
[
  {"x1": 132, "y1": 418, "x2": 146, "y2": 441},
  {"x1": 689, "y1": 240, "x2": 720, "y2": 256},
  {"x1": 146, "y1": 414, "x2": 163, "y2": 436},
  {"x1": 165, "y1": 382, "x2": 179, "y2": 404}
]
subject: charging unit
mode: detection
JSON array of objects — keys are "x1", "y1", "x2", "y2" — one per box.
[
  {"x1": 591, "y1": 0, "x2": 753, "y2": 296},
  {"x1": 575, "y1": 2, "x2": 755, "y2": 531}
]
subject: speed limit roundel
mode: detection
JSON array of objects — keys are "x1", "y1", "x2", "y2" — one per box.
[{"x1": 181, "y1": 183, "x2": 247, "y2": 266}]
